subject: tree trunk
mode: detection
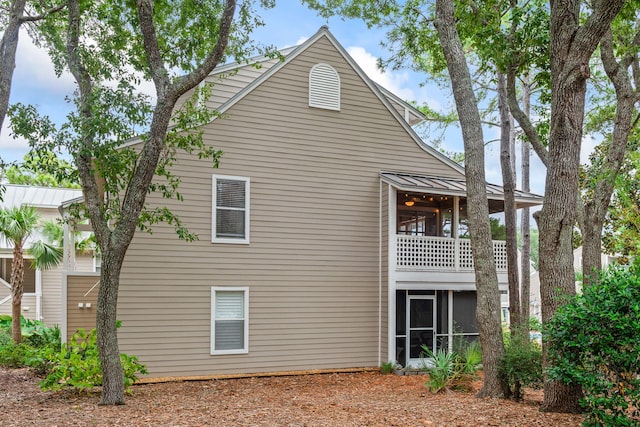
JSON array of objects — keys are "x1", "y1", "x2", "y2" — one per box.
[
  {"x1": 520, "y1": 77, "x2": 531, "y2": 325},
  {"x1": 536, "y1": 67, "x2": 585, "y2": 413},
  {"x1": 435, "y1": 0, "x2": 507, "y2": 398},
  {"x1": 539, "y1": 0, "x2": 625, "y2": 412},
  {"x1": 63, "y1": 0, "x2": 236, "y2": 405},
  {"x1": 0, "y1": 0, "x2": 27, "y2": 135},
  {"x1": 96, "y1": 247, "x2": 126, "y2": 405},
  {"x1": 10, "y1": 243, "x2": 24, "y2": 343},
  {"x1": 497, "y1": 72, "x2": 522, "y2": 334},
  {"x1": 581, "y1": 28, "x2": 637, "y2": 287}
]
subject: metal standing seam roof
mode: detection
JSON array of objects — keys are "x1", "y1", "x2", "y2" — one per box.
[
  {"x1": 0, "y1": 184, "x2": 83, "y2": 250},
  {"x1": 380, "y1": 171, "x2": 544, "y2": 207},
  {"x1": 0, "y1": 184, "x2": 82, "y2": 209}
]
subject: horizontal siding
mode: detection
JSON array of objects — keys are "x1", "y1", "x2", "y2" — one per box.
[
  {"x1": 0, "y1": 285, "x2": 10, "y2": 317},
  {"x1": 175, "y1": 60, "x2": 278, "y2": 114},
  {"x1": 41, "y1": 265, "x2": 62, "y2": 326},
  {"x1": 66, "y1": 274, "x2": 99, "y2": 340},
  {"x1": 42, "y1": 254, "x2": 93, "y2": 327},
  {"x1": 116, "y1": 35, "x2": 463, "y2": 378},
  {"x1": 0, "y1": 292, "x2": 37, "y2": 320}
]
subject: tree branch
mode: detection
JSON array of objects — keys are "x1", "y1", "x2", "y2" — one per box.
[
  {"x1": 19, "y1": 2, "x2": 66, "y2": 22},
  {"x1": 172, "y1": 0, "x2": 237, "y2": 97},
  {"x1": 65, "y1": 0, "x2": 111, "y2": 247},
  {"x1": 506, "y1": 67, "x2": 549, "y2": 166}
]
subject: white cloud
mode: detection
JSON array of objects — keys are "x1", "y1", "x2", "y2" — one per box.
[
  {"x1": 580, "y1": 134, "x2": 600, "y2": 164},
  {"x1": 295, "y1": 36, "x2": 309, "y2": 46},
  {"x1": 15, "y1": 30, "x2": 76, "y2": 96},
  {"x1": 347, "y1": 46, "x2": 415, "y2": 102},
  {"x1": 0, "y1": 119, "x2": 30, "y2": 165}
]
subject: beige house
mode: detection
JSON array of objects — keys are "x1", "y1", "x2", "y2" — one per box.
[
  {"x1": 61, "y1": 27, "x2": 542, "y2": 378},
  {"x1": 0, "y1": 184, "x2": 88, "y2": 326}
]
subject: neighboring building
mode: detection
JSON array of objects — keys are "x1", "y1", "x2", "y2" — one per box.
[
  {"x1": 61, "y1": 26, "x2": 542, "y2": 378},
  {"x1": 0, "y1": 184, "x2": 87, "y2": 325},
  {"x1": 529, "y1": 246, "x2": 622, "y2": 320}
]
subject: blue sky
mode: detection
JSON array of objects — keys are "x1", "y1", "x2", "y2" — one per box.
[{"x1": 0, "y1": 1, "x2": 551, "y2": 195}]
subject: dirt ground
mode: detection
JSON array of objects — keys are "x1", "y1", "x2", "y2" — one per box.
[{"x1": 0, "y1": 368, "x2": 583, "y2": 426}]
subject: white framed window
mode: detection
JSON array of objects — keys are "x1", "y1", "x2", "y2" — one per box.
[
  {"x1": 211, "y1": 287, "x2": 249, "y2": 355},
  {"x1": 93, "y1": 252, "x2": 102, "y2": 273},
  {"x1": 309, "y1": 63, "x2": 340, "y2": 111},
  {"x1": 212, "y1": 175, "x2": 250, "y2": 244}
]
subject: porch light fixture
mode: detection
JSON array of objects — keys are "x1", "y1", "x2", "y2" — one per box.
[{"x1": 405, "y1": 200, "x2": 415, "y2": 207}]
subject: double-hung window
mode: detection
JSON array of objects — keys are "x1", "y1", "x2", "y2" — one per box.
[
  {"x1": 211, "y1": 287, "x2": 249, "y2": 355},
  {"x1": 212, "y1": 175, "x2": 250, "y2": 244}
]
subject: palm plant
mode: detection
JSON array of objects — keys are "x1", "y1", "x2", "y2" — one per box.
[{"x1": 0, "y1": 206, "x2": 62, "y2": 343}]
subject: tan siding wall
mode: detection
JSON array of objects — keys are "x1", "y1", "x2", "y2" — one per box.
[
  {"x1": 0, "y1": 293, "x2": 37, "y2": 320},
  {"x1": 0, "y1": 283, "x2": 9, "y2": 316},
  {"x1": 41, "y1": 255, "x2": 93, "y2": 327},
  {"x1": 175, "y1": 60, "x2": 278, "y2": 113},
  {"x1": 66, "y1": 274, "x2": 100, "y2": 340},
  {"x1": 116, "y1": 35, "x2": 464, "y2": 378}
]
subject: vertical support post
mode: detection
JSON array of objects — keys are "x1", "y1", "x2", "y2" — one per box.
[
  {"x1": 62, "y1": 221, "x2": 70, "y2": 272},
  {"x1": 448, "y1": 290, "x2": 454, "y2": 353},
  {"x1": 35, "y1": 269, "x2": 42, "y2": 321},
  {"x1": 453, "y1": 197, "x2": 460, "y2": 270}
]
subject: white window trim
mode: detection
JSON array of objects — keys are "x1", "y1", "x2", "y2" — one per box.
[
  {"x1": 210, "y1": 287, "x2": 249, "y2": 355},
  {"x1": 212, "y1": 174, "x2": 250, "y2": 244}
]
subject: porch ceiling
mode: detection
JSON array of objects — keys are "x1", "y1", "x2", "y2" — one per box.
[{"x1": 380, "y1": 171, "x2": 544, "y2": 209}]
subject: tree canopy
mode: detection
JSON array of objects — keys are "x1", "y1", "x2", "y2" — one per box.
[{"x1": 10, "y1": 0, "x2": 277, "y2": 405}]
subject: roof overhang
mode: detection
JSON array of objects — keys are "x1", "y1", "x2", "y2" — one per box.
[{"x1": 380, "y1": 171, "x2": 544, "y2": 210}]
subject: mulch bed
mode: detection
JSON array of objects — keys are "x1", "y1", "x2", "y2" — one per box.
[{"x1": 0, "y1": 367, "x2": 583, "y2": 426}]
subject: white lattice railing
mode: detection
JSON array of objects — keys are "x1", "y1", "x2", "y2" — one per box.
[{"x1": 396, "y1": 235, "x2": 508, "y2": 272}]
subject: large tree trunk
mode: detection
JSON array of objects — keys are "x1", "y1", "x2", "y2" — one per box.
[
  {"x1": 435, "y1": 0, "x2": 507, "y2": 398},
  {"x1": 538, "y1": 0, "x2": 625, "y2": 413},
  {"x1": 10, "y1": 243, "x2": 24, "y2": 343},
  {"x1": 520, "y1": 77, "x2": 531, "y2": 325},
  {"x1": 0, "y1": 0, "x2": 27, "y2": 135},
  {"x1": 96, "y1": 247, "x2": 126, "y2": 405},
  {"x1": 498, "y1": 72, "x2": 522, "y2": 334}
]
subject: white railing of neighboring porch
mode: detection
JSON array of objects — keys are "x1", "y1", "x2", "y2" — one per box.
[
  {"x1": 0, "y1": 277, "x2": 11, "y2": 306},
  {"x1": 396, "y1": 235, "x2": 508, "y2": 272}
]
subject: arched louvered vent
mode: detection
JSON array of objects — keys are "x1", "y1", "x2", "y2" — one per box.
[{"x1": 309, "y1": 63, "x2": 340, "y2": 111}]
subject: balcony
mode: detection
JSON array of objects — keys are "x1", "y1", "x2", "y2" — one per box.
[{"x1": 395, "y1": 235, "x2": 508, "y2": 272}]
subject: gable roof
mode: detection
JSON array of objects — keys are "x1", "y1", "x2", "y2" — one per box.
[
  {"x1": 119, "y1": 26, "x2": 463, "y2": 175},
  {"x1": 203, "y1": 26, "x2": 465, "y2": 175}
]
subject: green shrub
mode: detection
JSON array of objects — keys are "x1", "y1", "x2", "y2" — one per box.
[
  {"x1": 529, "y1": 317, "x2": 542, "y2": 332},
  {"x1": 0, "y1": 328, "x2": 11, "y2": 348},
  {"x1": 0, "y1": 316, "x2": 62, "y2": 375},
  {"x1": 546, "y1": 264, "x2": 640, "y2": 426},
  {"x1": 501, "y1": 331, "x2": 542, "y2": 399},
  {"x1": 421, "y1": 341, "x2": 482, "y2": 393},
  {"x1": 0, "y1": 316, "x2": 61, "y2": 351},
  {"x1": 40, "y1": 327, "x2": 147, "y2": 393},
  {"x1": 24, "y1": 322, "x2": 61, "y2": 351},
  {"x1": 380, "y1": 361, "x2": 395, "y2": 374},
  {"x1": 423, "y1": 348, "x2": 456, "y2": 392},
  {"x1": 0, "y1": 342, "x2": 33, "y2": 368},
  {"x1": 24, "y1": 342, "x2": 61, "y2": 376}
]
